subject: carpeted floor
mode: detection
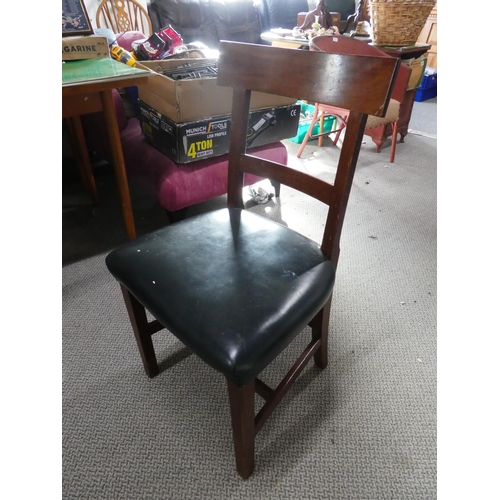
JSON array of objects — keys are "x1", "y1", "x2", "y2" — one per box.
[
  {"x1": 62, "y1": 99, "x2": 437, "y2": 499},
  {"x1": 408, "y1": 97, "x2": 437, "y2": 138}
]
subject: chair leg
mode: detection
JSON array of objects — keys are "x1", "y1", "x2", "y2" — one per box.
[
  {"x1": 120, "y1": 285, "x2": 159, "y2": 378},
  {"x1": 165, "y1": 207, "x2": 189, "y2": 224},
  {"x1": 297, "y1": 104, "x2": 321, "y2": 158},
  {"x1": 310, "y1": 297, "x2": 332, "y2": 369},
  {"x1": 389, "y1": 121, "x2": 398, "y2": 163},
  {"x1": 227, "y1": 379, "x2": 255, "y2": 479},
  {"x1": 331, "y1": 114, "x2": 347, "y2": 147},
  {"x1": 318, "y1": 113, "x2": 325, "y2": 147},
  {"x1": 65, "y1": 117, "x2": 99, "y2": 205},
  {"x1": 270, "y1": 180, "x2": 281, "y2": 198}
]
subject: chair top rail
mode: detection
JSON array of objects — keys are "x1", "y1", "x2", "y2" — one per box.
[{"x1": 217, "y1": 41, "x2": 399, "y2": 118}]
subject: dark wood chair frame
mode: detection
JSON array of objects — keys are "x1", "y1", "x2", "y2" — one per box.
[{"x1": 117, "y1": 40, "x2": 399, "y2": 479}]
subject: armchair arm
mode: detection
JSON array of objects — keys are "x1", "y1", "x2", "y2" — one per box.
[
  {"x1": 263, "y1": 0, "x2": 309, "y2": 30},
  {"x1": 147, "y1": 1, "x2": 164, "y2": 33}
]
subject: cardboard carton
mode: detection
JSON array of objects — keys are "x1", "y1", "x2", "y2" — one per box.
[
  {"x1": 136, "y1": 58, "x2": 297, "y2": 123},
  {"x1": 403, "y1": 54, "x2": 428, "y2": 90},
  {"x1": 138, "y1": 100, "x2": 300, "y2": 164}
]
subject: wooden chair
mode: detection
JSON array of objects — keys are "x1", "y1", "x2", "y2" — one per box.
[
  {"x1": 105, "y1": 40, "x2": 399, "y2": 479},
  {"x1": 297, "y1": 35, "x2": 411, "y2": 163},
  {"x1": 95, "y1": 0, "x2": 153, "y2": 37}
]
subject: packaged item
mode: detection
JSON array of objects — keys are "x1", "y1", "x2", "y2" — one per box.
[{"x1": 135, "y1": 26, "x2": 183, "y2": 61}]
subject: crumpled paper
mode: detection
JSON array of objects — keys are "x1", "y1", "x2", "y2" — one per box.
[{"x1": 248, "y1": 186, "x2": 274, "y2": 204}]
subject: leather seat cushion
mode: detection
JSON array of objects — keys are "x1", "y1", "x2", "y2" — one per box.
[{"x1": 106, "y1": 207, "x2": 335, "y2": 386}]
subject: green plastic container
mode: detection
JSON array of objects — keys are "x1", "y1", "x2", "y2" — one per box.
[{"x1": 289, "y1": 101, "x2": 335, "y2": 144}]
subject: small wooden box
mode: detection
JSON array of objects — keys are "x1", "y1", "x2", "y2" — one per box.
[{"x1": 62, "y1": 35, "x2": 109, "y2": 61}]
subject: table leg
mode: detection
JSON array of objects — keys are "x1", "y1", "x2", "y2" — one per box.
[
  {"x1": 65, "y1": 116, "x2": 98, "y2": 205},
  {"x1": 398, "y1": 89, "x2": 417, "y2": 143},
  {"x1": 100, "y1": 89, "x2": 136, "y2": 240}
]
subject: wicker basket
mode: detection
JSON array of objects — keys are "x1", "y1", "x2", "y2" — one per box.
[{"x1": 368, "y1": 0, "x2": 435, "y2": 47}]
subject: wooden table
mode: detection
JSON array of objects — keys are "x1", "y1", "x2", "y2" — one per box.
[{"x1": 62, "y1": 58, "x2": 150, "y2": 240}]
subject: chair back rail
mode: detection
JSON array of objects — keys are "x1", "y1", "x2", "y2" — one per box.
[
  {"x1": 217, "y1": 41, "x2": 399, "y2": 263},
  {"x1": 311, "y1": 34, "x2": 410, "y2": 104},
  {"x1": 96, "y1": 0, "x2": 153, "y2": 36},
  {"x1": 218, "y1": 43, "x2": 398, "y2": 116}
]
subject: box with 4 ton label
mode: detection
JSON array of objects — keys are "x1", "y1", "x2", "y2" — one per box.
[{"x1": 138, "y1": 100, "x2": 300, "y2": 164}]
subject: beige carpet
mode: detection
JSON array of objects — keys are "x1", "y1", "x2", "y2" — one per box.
[{"x1": 62, "y1": 106, "x2": 437, "y2": 498}]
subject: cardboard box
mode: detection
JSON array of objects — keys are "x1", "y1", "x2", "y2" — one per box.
[
  {"x1": 403, "y1": 54, "x2": 428, "y2": 90},
  {"x1": 62, "y1": 35, "x2": 109, "y2": 61},
  {"x1": 136, "y1": 58, "x2": 297, "y2": 123},
  {"x1": 138, "y1": 100, "x2": 300, "y2": 164}
]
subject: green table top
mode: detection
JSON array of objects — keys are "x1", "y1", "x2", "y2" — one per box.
[{"x1": 62, "y1": 57, "x2": 150, "y2": 87}]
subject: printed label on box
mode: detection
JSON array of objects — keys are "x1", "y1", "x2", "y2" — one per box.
[{"x1": 139, "y1": 100, "x2": 300, "y2": 163}]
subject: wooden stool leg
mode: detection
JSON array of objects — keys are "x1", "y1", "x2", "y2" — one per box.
[
  {"x1": 120, "y1": 285, "x2": 159, "y2": 378},
  {"x1": 227, "y1": 379, "x2": 255, "y2": 479}
]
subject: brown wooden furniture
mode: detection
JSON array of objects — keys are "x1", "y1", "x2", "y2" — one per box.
[
  {"x1": 105, "y1": 40, "x2": 399, "y2": 479},
  {"x1": 96, "y1": 0, "x2": 153, "y2": 36},
  {"x1": 297, "y1": 11, "x2": 342, "y2": 29},
  {"x1": 297, "y1": 35, "x2": 411, "y2": 163},
  {"x1": 342, "y1": 0, "x2": 368, "y2": 34},
  {"x1": 62, "y1": 65, "x2": 150, "y2": 240},
  {"x1": 297, "y1": 0, "x2": 342, "y2": 30},
  {"x1": 368, "y1": 43, "x2": 430, "y2": 150}
]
